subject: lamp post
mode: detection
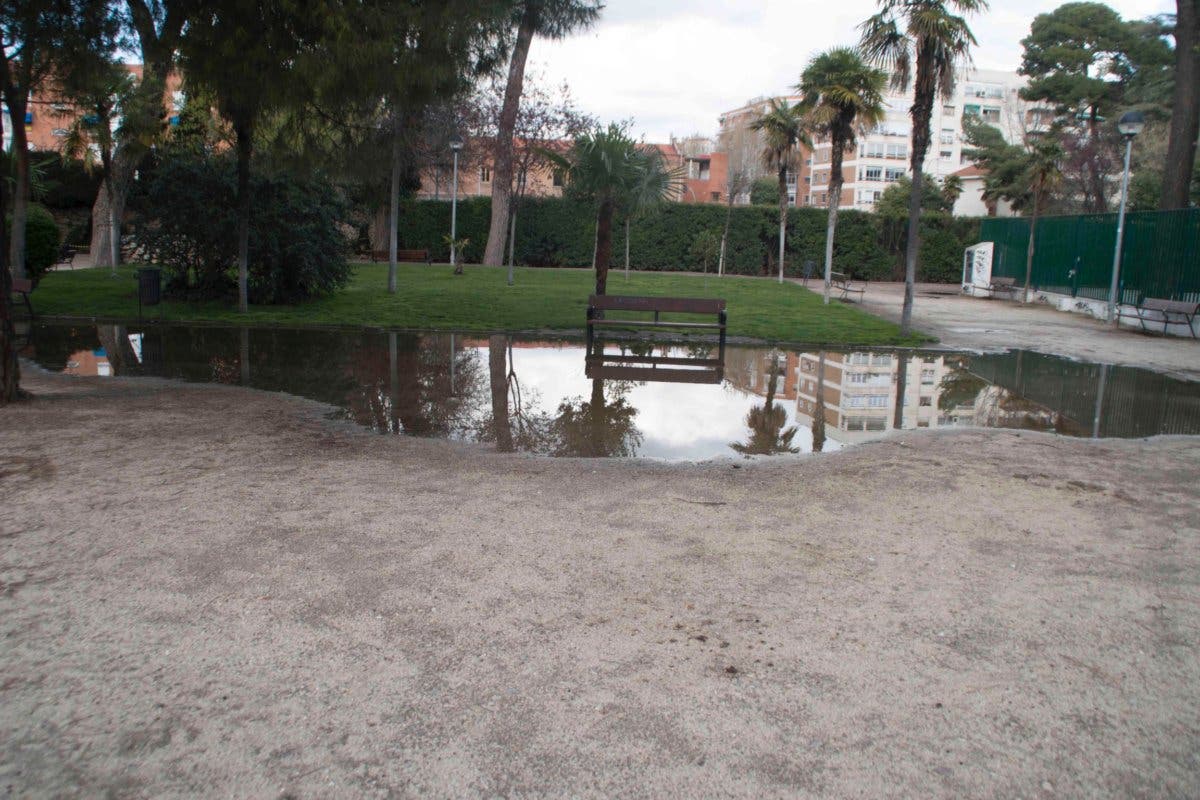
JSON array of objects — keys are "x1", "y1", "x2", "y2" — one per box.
[
  {"x1": 449, "y1": 134, "x2": 464, "y2": 269},
  {"x1": 1106, "y1": 110, "x2": 1144, "y2": 325}
]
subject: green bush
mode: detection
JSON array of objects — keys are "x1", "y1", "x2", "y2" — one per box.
[
  {"x1": 132, "y1": 152, "x2": 350, "y2": 304},
  {"x1": 25, "y1": 204, "x2": 61, "y2": 285}
]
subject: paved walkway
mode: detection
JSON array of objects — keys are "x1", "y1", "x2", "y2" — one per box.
[{"x1": 848, "y1": 282, "x2": 1200, "y2": 381}]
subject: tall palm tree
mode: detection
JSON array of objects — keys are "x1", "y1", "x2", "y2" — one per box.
[
  {"x1": 545, "y1": 124, "x2": 640, "y2": 295},
  {"x1": 482, "y1": 0, "x2": 602, "y2": 268},
  {"x1": 1019, "y1": 135, "x2": 1063, "y2": 303},
  {"x1": 940, "y1": 173, "x2": 964, "y2": 208},
  {"x1": 620, "y1": 146, "x2": 685, "y2": 278},
  {"x1": 750, "y1": 99, "x2": 810, "y2": 284},
  {"x1": 860, "y1": 0, "x2": 987, "y2": 333},
  {"x1": 797, "y1": 48, "x2": 887, "y2": 305}
]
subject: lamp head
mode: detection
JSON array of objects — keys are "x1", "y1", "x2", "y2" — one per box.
[{"x1": 1117, "y1": 110, "x2": 1145, "y2": 138}]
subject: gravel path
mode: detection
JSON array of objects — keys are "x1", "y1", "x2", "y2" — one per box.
[{"x1": 2, "y1": 369, "x2": 1198, "y2": 798}]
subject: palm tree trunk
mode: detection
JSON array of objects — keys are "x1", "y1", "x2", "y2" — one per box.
[
  {"x1": 483, "y1": 18, "x2": 535, "y2": 268},
  {"x1": 812, "y1": 351, "x2": 826, "y2": 453},
  {"x1": 823, "y1": 138, "x2": 846, "y2": 305},
  {"x1": 777, "y1": 165, "x2": 788, "y2": 284},
  {"x1": 595, "y1": 198, "x2": 614, "y2": 296},
  {"x1": 624, "y1": 217, "x2": 630, "y2": 279},
  {"x1": 719, "y1": 190, "x2": 734, "y2": 277},
  {"x1": 1162, "y1": 0, "x2": 1199, "y2": 209},
  {"x1": 388, "y1": 112, "x2": 401, "y2": 294},
  {"x1": 234, "y1": 122, "x2": 252, "y2": 313}
]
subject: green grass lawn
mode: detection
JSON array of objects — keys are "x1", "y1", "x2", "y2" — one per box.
[{"x1": 32, "y1": 262, "x2": 927, "y2": 346}]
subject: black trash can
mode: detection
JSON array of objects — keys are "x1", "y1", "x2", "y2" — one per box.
[{"x1": 136, "y1": 267, "x2": 162, "y2": 306}]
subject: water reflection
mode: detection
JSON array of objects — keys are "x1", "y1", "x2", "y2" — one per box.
[{"x1": 25, "y1": 323, "x2": 1200, "y2": 460}]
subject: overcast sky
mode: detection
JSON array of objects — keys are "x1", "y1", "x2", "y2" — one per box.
[{"x1": 529, "y1": 0, "x2": 1176, "y2": 142}]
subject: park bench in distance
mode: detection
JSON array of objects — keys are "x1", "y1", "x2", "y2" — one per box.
[
  {"x1": 830, "y1": 271, "x2": 866, "y2": 301},
  {"x1": 11, "y1": 277, "x2": 34, "y2": 318},
  {"x1": 370, "y1": 248, "x2": 432, "y2": 264},
  {"x1": 1118, "y1": 297, "x2": 1199, "y2": 338},
  {"x1": 984, "y1": 275, "x2": 1019, "y2": 298},
  {"x1": 586, "y1": 294, "x2": 727, "y2": 359}
]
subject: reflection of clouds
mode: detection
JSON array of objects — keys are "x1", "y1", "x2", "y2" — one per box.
[{"x1": 497, "y1": 342, "x2": 834, "y2": 461}]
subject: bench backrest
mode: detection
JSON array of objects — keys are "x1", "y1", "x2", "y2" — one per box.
[
  {"x1": 830, "y1": 271, "x2": 848, "y2": 281},
  {"x1": 11, "y1": 277, "x2": 32, "y2": 293},
  {"x1": 992, "y1": 276, "x2": 1016, "y2": 287},
  {"x1": 589, "y1": 294, "x2": 725, "y2": 314},
  {"x1": 1141, "y1": 297, "x2": 1199, "y2": 314}
]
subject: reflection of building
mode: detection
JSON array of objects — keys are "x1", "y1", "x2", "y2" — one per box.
[
  {"x1": 793, "y1": 352, "x2": 972, "y2": 444},
  {"x1": 63, "y1": 349, "x2": 111, "y2": 377},
  {"x1": 724, "y1": 349, "x2": 798, "y2": 401}
]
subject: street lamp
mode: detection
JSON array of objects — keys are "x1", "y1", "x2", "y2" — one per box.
[
  {"x1": 448, "y1": 134, "x2": 464, "y2": 268},
  {"x1": 1106, "y1": 110, "x2": 1145, "y2": 325}
]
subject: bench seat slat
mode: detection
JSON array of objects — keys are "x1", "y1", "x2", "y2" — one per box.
[
  {"x1": 588, "y1": 319, "x2": 725, "y2": 329},
  {"x1": 589, "y1": 294, "x2": 725, "y2": 314}
]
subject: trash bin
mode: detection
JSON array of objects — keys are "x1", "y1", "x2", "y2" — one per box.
[{"x1": 136, "y1": 267, "x2": 161, "y2": 306}]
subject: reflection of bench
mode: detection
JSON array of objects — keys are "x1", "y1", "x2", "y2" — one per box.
[
  {"x1": 830, "y1": 271, "x2": 866, "y2": 301},
  {"x1": 371, "y1": 248, "x2": 432, "y2": 264},
  {"x1": 986, "y1": 275, "x2": 1019, "y2": 298},
  {"x1": 11, "y1": 277, "x2": 33, "y2": 318},
  {"x1": 586, "y1": 295, "x2": 727, "y2": 357},
  {"x1": 1118, "y1": 297, "x2": 1199, "y2": 338}
]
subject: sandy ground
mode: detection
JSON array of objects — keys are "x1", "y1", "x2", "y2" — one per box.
[
  {"x1": 852, "y1": 282, "x2": 1200, "y2": 381},
  {"x1": 1, "y1": 368, "x2": 1198, "y2": 798}
]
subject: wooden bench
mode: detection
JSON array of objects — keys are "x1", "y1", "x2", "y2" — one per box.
[
  {"x1": 1118, "y1": 297, "x2": 1199, "y2": 338},
  {"x1": 985, "y1": 275, "x2": 1019, "y2": 298},
  {"x1": 11, "y1": 277, "x2": 33, "y2": 318},
  {"x1": 56, "y1": 245, "x2": 76, "y2": 267},
  {"x1": 830, "y1": 271, "x2": 866, "y2": 301},
  {"x1": 371, "y1": 248, "x2": 432, "y2": 264},
  {"x1": 586, "y1": 295, "x2": 727, "y2": 357}
]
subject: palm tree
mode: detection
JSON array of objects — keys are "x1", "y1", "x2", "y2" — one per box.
[
  {"x1": 750, "y1": 99, "x2": 810, "y2": 284},
  {"x1": 1019, "y1": 135, "x2": 1063, "y2": 303},
  {"x1": 859, "y1": 0, "x2": 988, "y2": 333},
  {"x1": 482, "y1": 0, "x2": 602, "y2": 268},
  {"x1": 620, "y1": 146, "x2": 685, "y2": 279},
  {"x1": 940, "y1": 174, "x2": 964, "y2": 208},
  {"x1": 797, "y1": 48, "x2": 887, "y2": 305},
  {"x1": 545, "y1": 124, "x2": 640, "y2": 295}
]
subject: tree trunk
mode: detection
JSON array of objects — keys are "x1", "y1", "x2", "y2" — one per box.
[
  {"x1": 8, "y1": 93, "x2": 30, "y2": 280},
  {"x1": 90, "y1": 150, "x2": 137, "y2": 271},
  {"x1": 719, "y1": 191, "x2": 734, "y2": 277},
  {"x1": 1024, "y1": 189, "x2": 1041, "y2": 304},
  {"x1": 1162, "y1": 0, "x2": 1199, "y2": 209},
  {"x1": 823, "y1": 137, "x2": 846, "y2": 305},
  {"x1": 235, "y1": 123, "x2": 252, "y2": 313},
  {"x1": 777, "y1": 165, "x2": 788, "y2": 283},
  {"x1": 0, "y1": 108, "x2": 18, "y2": 404},
  {"x1": 369, "y1": 205, "x2": 389, "y2": 251},
  {"x1": 901, "y1": 58, "x2": 937, "y2": 335},
  {"x1": 594, "y1": 197, "x2": 614, "y2": 296},
  {"x1": 483, "y1": 18, "x2": 535, "y2": 268},
  {"x1": 812, "y1": 351, "x2": 826, "y2": 453},
  {"x1": 624, "y1": 216, "x2": 630, "y2": 279},
  {"x1": 893, "y1": 354, "x2": 908, "y2": 430},
  {"x1": 388, "y1": 113, "x2": 402, "y2": 294},
  {"x1": 506, "y1": 202, "x2": 517, "y2": 285},
  {"x1": 488, "y1": 334, "x2": 513, "y2": 452}
]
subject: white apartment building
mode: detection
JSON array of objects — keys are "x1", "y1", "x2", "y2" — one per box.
[{"x1": 717, "y1": 68, "x2": 1032, "y2": 215}]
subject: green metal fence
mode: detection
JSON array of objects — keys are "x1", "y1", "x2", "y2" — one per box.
[{"x1": 978, "y1": 208, "x2": 1200, "y2": 304}]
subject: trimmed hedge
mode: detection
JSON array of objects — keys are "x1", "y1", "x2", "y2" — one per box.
[
  {"x1": 397, "y1": 196, "x2": 983, "y2": 282},
  {"x1": 24, "y1": 204, "x2": 61, "y2": 285}
]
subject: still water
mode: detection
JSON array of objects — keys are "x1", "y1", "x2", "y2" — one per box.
[{"x1": 24, "y1": 322, "x2": 1200, "y2": 460}]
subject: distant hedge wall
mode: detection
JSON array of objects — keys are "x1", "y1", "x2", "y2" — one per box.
[{"x1": 396, "y1": 196, "x2": 983, "y2": 283}]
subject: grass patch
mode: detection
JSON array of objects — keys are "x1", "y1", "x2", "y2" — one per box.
[{"x1": 33, "y1": 263, "x2": 927, "y2": 346}]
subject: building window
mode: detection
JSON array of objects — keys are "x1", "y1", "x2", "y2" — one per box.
[
  {"x1": 710, "y1": 191, "x2": 721, "y2": 201},
  {"x1": 981, "y1": 107, "x2": 1001, "y2": 123},
  {"x1": 939, "y1": 129, "x2": 955, "y2": 145},
  {"x1": 939, "y1": 150, "x2": 953, "y2": 159},
  {"x1": 919, "y1": 396, "x2": 932, "y2": 407},
  {"x1": 862, "y1": 141, "x2": 885, "y2": 158},
  {"x1": 811, "y1": 170, "x2": 828, "y2": 186},
  {"x1": 480, "y1": 166, "x2": 491, "y2": 183},
  {"x1": 786, "y1": 170, "x2": 797, "y2": 187},
  {"x1": 884, "y1": 167, "x2": 905, "y2": 182},
  {"x1": 885, "y1": 143, "x2": 907, "y2": 160},
  {"x1": 552, "y1": 169, "x2": 564, "y2": 187},
  {"x1": 862, "y1": 166, "x2": 882, "y2": 181},
  {"x1": 943, "y1": 105, "x2": 955, "y2": 116},
  {"x1": 963, "y1": 104, "x2": 980, "y2": 117},
  {"x1": 921, "y1": 368, "x2": 936, "y2": 384}
]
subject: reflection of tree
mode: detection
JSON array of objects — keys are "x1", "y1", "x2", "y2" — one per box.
[
  {"x1": 489, "y1": 335, "x2": 514, "y2": 452},
  {"x1": 938, "y1": 360, "x2": 987, "y2": 409},
  {"x1": 812, "y1": 351, "x2": 826, "y2": 453},
  {"x1": 731, "y1": 355, "x2": 798, "y2": 456},
  {"x1": 96, "y1": 325, "x2": 139, "y2": 376},
  {"x1": 550, "y1": 378, "x2": 642, "y2": 458},
  {"x1": 893, "y1": 353, "x2": 908, "y2": 430}
]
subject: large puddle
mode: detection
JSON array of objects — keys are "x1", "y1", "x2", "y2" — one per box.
[{"x1": 22, "y1": 322, "x2": 1200, "y2": 460}]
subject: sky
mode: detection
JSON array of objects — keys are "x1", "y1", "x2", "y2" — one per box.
[{"x1": 529, "y1": 0, "x2": 1176, "y2": 143}]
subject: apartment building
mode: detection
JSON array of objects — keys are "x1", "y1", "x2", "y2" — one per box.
[
  {"x1": 2, "y1": 65, "x2": 184, "y2": 154},
  {"x1": 717, "y1": 68, "x2": 1031, "y2": 214}
]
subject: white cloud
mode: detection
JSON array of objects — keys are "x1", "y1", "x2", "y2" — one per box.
[{"x1": 532, "y1": 0, "x2": 1176, "y2": 142}]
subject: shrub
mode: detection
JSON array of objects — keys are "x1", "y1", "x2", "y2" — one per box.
[
  {"x1": 24, "y1": 204, "x2": 61, "y2": 285},
  {"x1": 132, "y1": 152, "x2": 350, "y2": 304}
]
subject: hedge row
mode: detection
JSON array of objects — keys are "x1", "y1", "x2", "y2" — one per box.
[{"x1": 396, "y1": 196, "x2": 983, "y2": 283}]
